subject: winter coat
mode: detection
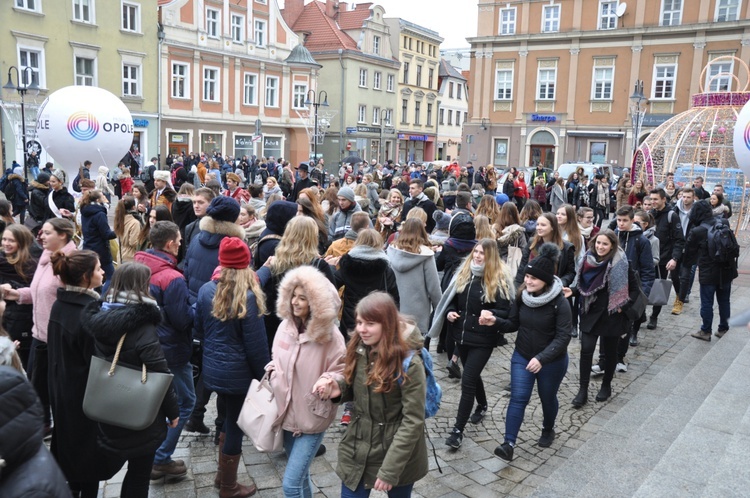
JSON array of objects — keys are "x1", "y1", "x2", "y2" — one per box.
[
  {"x1": 616, "y1": 224, "x2": 655, "y2": 296},
  {"x1": 17, "y1": 240, "x2": 77, "y2": 342},
  {"x1": 226, "y1": 187, "x2": 251, "y2": 205},
  {"x1": 150, "y1": 186, "x2": 177, "y2": 211},
  {"x1": 81, "y1": 301, "x2": 179, "y2": 459},
  {"x1": 6, "y1": 175, "x2": 28, "y2": 207},
  {"x1": 387, "y1": 245, "x2": 442, "y2": 336},
  {"x1": 335, "y1": 245, "x2": 400, "y2": 337},
  {"x1": 515, "y1": 241, "x2": 576, "y2": 288},
  {"x1": 651, "y1": 204, "x2": 685, "y2": 264},
  {"x1": 44, "y1": 187, "x2": 76, "y2": 221},
  {"x1": 0, "y1": 367, "x2": 72, "y2": 498},
  {"x1": 118, "y1": 213, "x2": 142, "y2": 263},
  {"x1": 576, "y1": 263, "x2": 641, "y2": 338},
  {"x1": 183, "y1": 216, "x2": 245, "y2": 303},
  {"x1": 514, "y1": 179, "x2": 529, "y2": 200},
  {"x1": 27, "y1": 180, "x2": 49, "y2": 223},
  {"x1": 134, "y1": 250, "x2": 193, "y2": 367},
  {"x1": 550, "y1": 184, "x2": 566, "y2": 213},
  {"x1": 171, "y1": 195, "x2": 196, "y2": 232},
  {"x1": 522, "y1": 219, "x2": 537, "y2": 241},
  {"x1": 254, "y1": 201, "x2": 298, "y2": 269},
  {"x1": 403, "y1": 194, "x2": 437, "y2": 233},
  {"x1": 47, "y1": 289, "x2": 125, "y2": 482},
  {"x1": 81, "y1": 203, "x2": 116, "y2": 265},
  {"x1": 366, "y1": 182, "x2": 381, "y2": 212},
  {"x1": 194, "y1": 279, "x2": 270, "y2": 395},
  {"x1": 329, "y1": 202, "x2": 364, "y2": 242},
  {"x1": 269, "y1": 266, "x2": 346, "y2": 434},
  {"x1": 0, "y1": 253, "x2": 36, "y2": 352},
  {"x1": 682, "y1": 201, "x2": 739, "y2": 288},
  {"x1": 642, "y1": 227, "x2": 661, "y2": 267},
  {"x1": 335, "y1": 325, "x2": 427, "y2": 491},
  {"x1": 289, "y1": 177, "x2": 312, "y2": 202},
  {"x1": 496, "y1": 224, "x2": 528, "y2": 261},
  {"x1": 447, "y1": 273, "x2": 513, "y2": 348}
]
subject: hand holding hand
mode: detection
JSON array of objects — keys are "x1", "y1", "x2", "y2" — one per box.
[
  {"x1": 478, "y1": 310, "x2": 496, "y2": 326},
  {"x1": 1, "y1": 284, "x2": 19, "y2": 301}
]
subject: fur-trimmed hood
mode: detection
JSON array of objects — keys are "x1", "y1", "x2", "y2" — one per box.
[
  {"x1": 276, "y1": 265, "x2": 340, "y2": 343},
  {"x1": 81, "y1": 301, "x2": 162, "y2": 344},
  {"x1": 7, "y1": 173, "x2": 24, "y2": 182},
  {"x1": 198, "y1": 216, "x2": 246, "y2": 249},
  {"x1": 30, "y1": 180, "x2": 48, "y2": 190}
]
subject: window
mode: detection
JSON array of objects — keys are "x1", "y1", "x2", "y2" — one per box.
[
  {"x1": 172, "y1": 62, "x2": 189, "y2": 98},
  {"x1": 73, "y1": 0, "x2": 92, "y2": 23},
  {"x1": 292, "y1": 84, "x2": 307, "y2": 109},
  {"x1": 254, "y1": 19, "x2": 267, "y2": 46},
  {"x1": 243, "y1": 73, "x2": 257, "y2": 105},
  {"x1": 18, "y1": 48, "x2": 42, "y2": 87},
  {"x1": 456, "y1": 111, "x2": 461, "y2": 127},
  {"x1": 122, "y1": 63, "x2": 139, "y2": 96},
  {"x1": 403, "y1": 62, "x2": 409, "y2": 84},
  {"x1": 439, "y1": 108, "x2": 444, "y2": 124},
  {"x1": 203, "y1": 67, "x2": 219, "y2": 101},
  {"x1": 661, "y1": 0, "x2": 682, "y2": 26},
  {"x1": 464, "y1": 111, "x2": 468, "y2": 124},
  {"x1": 707, "y1": 58, "x2": 733, "y2": 92},
  {"x1": 537, "y1": 66, "x2": 557, "y2": 100},
  {"x1": 231, "y1": 14, "x2": 244, "y2": 43},
  {"x1": 543, "y1": 4, "x2": 560, "y2": 32},
  {"x1": 403, "y1": 36, "x2": 408, "y2": 49},
  {"x1": 374, "y1": 71, "x2": 381, "y2": 90},
  {"x1": 447, "y1": 109, "x2": 453, "y2": 126},
  {"x1": 457, "y1": 84, "x2": 462, "y2": 100},
  {"x1": 359, "y1": 68, "x2": 367, "y2": 88},
  {"x1": 373, "y1": 35, "x2": 380, "y2": 55},
  {"x1": 494, "y1": 138, "x2": 509, "y2": 168},
  {"x1": 427, "y1": 103, "x2": 432, "y2": 126},
  {"x1": 449, "y1": 82, "x2": 454, "y2": 98},
  {"x1": 500, "y1": 8, "x2": 516, "y2": 35},
  {"x1": 75, "y1": 56, "x2": 95, "y2": 86},
  {"x1": 122, "y1": 1, "x2": 140, "y2": 32},
  {"x1": 358, "y1": 105, "x2": 367, "y2": 123},
  {"x1": 401, "y1": 99, "x2": 408, "y2": 123},
  {"x1": 592, "y1": 61, "x2": 614, "y2": 100},
  {"x1": 414, "y1": 101, "x2": 421, "y2": 125},
  {"x1": 416, "y1": 65, "x2": 422, "y2": 87},
  {"x1": 716, "y1": 0, "x2": 740, "y2": 21},
  {"x1": 387, "y1": 74, "x2": 395, "y2": 92},
  {"x1": 265, "y1": 76, "x2": 278, "y2": 107},
  {"x1": 15, "y1": 0, "x2": 40, "y2": 11},
  {"x1": 373, "y1": 106, "x2": 381, "y2": 125},
  {"x1": 589, "y1": 142, "x2": 607, "y2": 163},
  {"x1": 385, "y1": 109, "x2": 392, "y2": 126},
  {"x1": 428, "y1": 68, "x2": 434, "y2": 89},
  {"x1": 599, "y1": 1, "x2": 617, "y2": 30},
  {"x1": 495, "y1": 68, "x2": 513, "y2": 100},
  {"x1": 653, "y1": 64, "x2": 676, "y2": 99},
  {"x1": 206, "y1": 8, "x2": 219, "y2": 38}
]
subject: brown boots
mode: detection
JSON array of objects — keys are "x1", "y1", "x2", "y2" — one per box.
[
  {"x1": 218, "y1": 452, "x2": 256, "y2": 497},
  {"x1": 214, "y1": 432, "x2": 225, "y2": 488}
]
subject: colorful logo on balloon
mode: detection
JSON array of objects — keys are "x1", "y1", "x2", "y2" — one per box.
[
  {"x1": 745, "y1": 121, "x2": 750, "y2": 150},
  {"x1": 66, "y1": 112, "x2": 100, "y2": 141}
]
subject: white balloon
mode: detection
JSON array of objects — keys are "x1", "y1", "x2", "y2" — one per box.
[
  {"x1": 36, "y1": 86, "x2": 134, "y2": 189},
  {"x1": 733, "y1": 99, "x2": 750, "y2": 178}
]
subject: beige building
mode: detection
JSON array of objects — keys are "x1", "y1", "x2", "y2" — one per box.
[
  {"x1": 466, "y1": 0, "x2": 750, "y2": 170},
  {"x1": 0, "y1": 0, "x2": 159, "y2": 170},
  {"x1": 385, "y1": 18, "x2": 443, "y2": 163}
]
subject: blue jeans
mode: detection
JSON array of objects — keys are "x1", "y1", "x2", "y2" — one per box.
[
  {"x1": 282, "y1": 430, "x2": 325, "y2": 498},
  {"x1": 341, "y1": 480, "x2": 414, "y2": 498},
  {"x1": 505, "y1": 350, "x2": 568, "y2": 445},
  {"x1": 29, "y1": 165, "x2": 39, "y2": 180},
  {"x1": 699, "y1": 283, "x2": 731, "y2": 333},
  {"x1": 154, "y1": 363, "x2": 196, "y2": 465}
]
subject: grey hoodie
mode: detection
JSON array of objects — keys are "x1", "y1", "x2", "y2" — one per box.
[
  {"x1": 675, "y1": 198, "x2": 693, "y2": 237},
  {"x1": 386, "y1": 245, "x2": 442, "y2": 337}
]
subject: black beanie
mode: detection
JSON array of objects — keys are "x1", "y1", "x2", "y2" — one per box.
[
  {"x1": 206, "y1": 196, "x2": 240, "y2": 222},
  {"x1": 525, "y1": 242, "x2": 560, "y2": 286}
]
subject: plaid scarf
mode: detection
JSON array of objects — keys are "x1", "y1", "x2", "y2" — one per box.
[{"x1": 578, "y1": 248, "x2": 629, "y2": 314}]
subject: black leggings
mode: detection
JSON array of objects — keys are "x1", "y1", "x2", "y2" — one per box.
[
  {"x1": 454, "y1": 345, "x2": 493, "y2": 431},
  {"x1": 120, "y1": 452, "x2": 155, "y2": 498},
  {"x1": 580, "y1": 333, "x2": 618, "y2": 385}
]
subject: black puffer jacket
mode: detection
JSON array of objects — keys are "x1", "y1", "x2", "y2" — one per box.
[
  {"x1": 0, "y1": 254, "x2": 36, "y2": 361},
  {"x1": 683, "y1": 200, "x2": 739, "y2": 287},
  {"x1": 435, "y1": 212, "x2": 476, "y2": 290},
  {"x1": 43, "y1": 187, "x2": 75, "y2": 222},
  {"x1": 515, "y1": 241, "x2": 576, "y2": 287},
  {"x1": 447, "y1": 275, "x2": 512, "y2": 348},
  {"x1": 27, "y1": 181, "x2": 49, "y2": 224},
  {"x1": 0, "y1": 366, "x2": 71, "y2": 498},
  {"x1": 651, "y1": 204, "x2": 685, "y2": 263},
  {"x1": 82, "y1": 301, "x2": 179, "y2": 459}
]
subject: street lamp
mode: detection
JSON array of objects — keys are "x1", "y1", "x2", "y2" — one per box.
[
  {"x1": 304, "y1": 89, "x2": 328, "y2": 163},
  {"x1": 3, "y1": 66, "x2": 39, "y2": 183},
  {"x1": 629, "y1": 79, "x2": 647, "y2": 158},
  {"x1": 379, "y1": 108, "x2": 390, "y2": 163}
]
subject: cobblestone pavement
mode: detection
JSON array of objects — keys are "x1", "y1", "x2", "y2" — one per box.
[{"x1": 97, "y1": 235, "x2": 750, "y2": 498}]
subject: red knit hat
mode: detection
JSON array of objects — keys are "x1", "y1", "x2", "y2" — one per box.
[{"x1": 219, "y1": 237, "x2": 251, "y2": 269}]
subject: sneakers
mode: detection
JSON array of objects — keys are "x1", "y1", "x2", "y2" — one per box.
[
  {"x1": 616, "y1": 362, "x2": 628, "y2": 373},
  {"x1": 447, "y1": 360, "x2": 462, "y2": 379},
  {"x1": 646, "y1": 316, "x2": 658, "y2": 330},
  {"x1": 184, "y1": 418, "x2": 211, "y2": 434},
  {"x1": 671, "y1": 298, "x2": 684, "y2": 315},
  {"x1": 445, "y1": 428, "x2": 463, "y2": 449},
  {"x1": 715, "y1": 329, "x2": 728, "y2": 339},
  {"x1": 494, "y1": 442, "x2": 514, "y2": 461},
  {"x1": 538, "y1": 429, "x2": 555, "y2": 448},
  {"x1": 469, "y1": 405, "x2": 488, "y2": 424},
  {"x1": 591, "y1": 364, "x2": 604, "y2": 376},
  {"x1": 340, "y1": 409, "x2": 352, "y2": 426},
  {"x1": 151, "y1": 460, "x2": 187, "y2": 480},
  {"x1": 691, "y1": 330, "x2": 712, "y2": 342}
]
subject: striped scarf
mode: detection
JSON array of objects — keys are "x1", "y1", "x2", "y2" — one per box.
[{"x1": 578, "y1": 248, "x2": 630, "y2": 314}]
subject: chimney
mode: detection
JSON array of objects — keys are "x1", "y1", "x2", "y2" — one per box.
[
  {"x1": 325, "y1": 0, "x2": 339, "y2": 19},
  {"x1": 340, "y1": 2, "x2": 349, "y2": 12},
  {"x1": 282, "y1": 0, "x2": 305, "y2": 27}
]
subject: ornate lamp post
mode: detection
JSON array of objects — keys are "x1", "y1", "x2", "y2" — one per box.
[
  {"x1": 304, "y1": 89, "x2": 328, "y2": 162},
  {"x1": 629, "y1": 79, "x2": 648, "y2": 158},
  {"x1": 3, "y1": 66, "x2": 39, "y2": 182}
]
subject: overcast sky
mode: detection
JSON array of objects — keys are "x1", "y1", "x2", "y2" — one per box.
[{"x1": 279, "y1": 0, "x2": 476, "y2": 49}]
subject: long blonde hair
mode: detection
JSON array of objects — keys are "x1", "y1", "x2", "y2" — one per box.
[
  {"x1": 475, "y1": 195, "x2": 501, "y2": 224},
  {"x1": 271, "y1": 216, "x2": 319, "y2": 275},
  {"x1": 212, "y1": 266, "x2": 267, "y2": 320},
  {"x1": 454, "y1": 238, "x2": 512, "y2": 303},
  {"x1": 474, "y1": 215, "x2": 496, "y2": 240}
]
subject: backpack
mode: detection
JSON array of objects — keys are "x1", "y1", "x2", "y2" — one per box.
[
  {"x1": 140, "y1": 165, "x2": 154, "y2": 183},
  {"x1": 171, "y1": 165, "x2": 184, "y2": 188},
  {"x1": 4, "y1": 180, "x2": 15, "y2": 202},
  {"x1": 250, "y1": 234, "x2": 282, "y2": 267},
  {"x1": 398, "y1": 348, "x2": 442, "y2": 419},
  {"x1": 702, "y1": 219, "x2": 739, "y2": 264}
]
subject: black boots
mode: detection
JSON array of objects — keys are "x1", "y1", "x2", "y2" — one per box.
[
  {"x1": 572, "y1": 385, "x2": 588, "y2": 408},
  {"x1": 595, "y1": 382, "x2": 612, "y2": 402}
]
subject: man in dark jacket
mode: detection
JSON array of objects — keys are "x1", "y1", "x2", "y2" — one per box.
[
  {"x1": 402, "y1": 179, "x2": 437, "y2": 232},
  {"x1": 288, "y1": 162, "x2": 312, "y2": 202},
  {"x1": 328, "y1": 187, "x2": 362, "y2": 243},
  {"x1": 27, "y1": 172, "x2": 50, "y2": 231},
  {"x1": 135, "y1": 222, "x2": 195, "y2": 480},
  {"x1": 692, "y1": 176, "x2": 710, "y2": 200},
  {"x1": 684, "y1": 200, "x2": 738, "y2": 341},
  {"x1": 7, "y1": 167, "x2": 29, "y2": 224}
]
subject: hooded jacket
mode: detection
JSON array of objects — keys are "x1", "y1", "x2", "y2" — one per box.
[
  {"x1": 329, "y1": 201, "x2": 363, "y2": 243},
  {"x1": 254, "y1": 201, "x2": 297, "y2": 269},
  {"x1": 0, "y1": 253, "x2": 36, "y2": 356},
  {"x1": 119, "y1": 212, "x2": 142, "y2": 263},
  {"x1": 683, "y1": 200, "x2": 739, "y2": 287},
  {"x1": 27, "y1": 180, "x2": 49, "y2": 223},
  {"x1": 615, "y1": 223, "x2": 655, "y2": 296},
  {"x1": 81, "y1": 203, "x2": 117, "y2": 265},
  {"x1": 675, "y1": 198, "x2": 694, "y2": 237},
  {"x1": 642, "y1": 227, "x2": 661, "y2": 266},
  {"x1": 6, "y1": 174, "x2": 28, "y2": 207},
  {"x1": 387, "y1": 245, "x2": 442, "y2": 337},
  {"x1": 270, "y1": 266, "x2": 346, "y2": 434},
  {"x1": 403, "y1": 193, "x2": 437, "y2": 233},
  {"x1": 81, "y1": 300, "x2": 179, "y2": 459},
  {"x1": 651, "y1": 203, "x2": 685, "y2": 263}
]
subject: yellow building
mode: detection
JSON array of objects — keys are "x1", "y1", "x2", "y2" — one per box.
[
  {"x1": 0, "y1": 0, "x2": 159, "y2": 171},
  {"x1": 385, "y1": 18, "x2": 443, "y2": 163}
]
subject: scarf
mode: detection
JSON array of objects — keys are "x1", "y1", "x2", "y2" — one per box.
[
  {"x1": 106, "y1": 290, "x2": 159, "y2": 307},
  {"x1": 597, "y1": 183, "x2": 608, "y2": 208},
  {"x1": 579, "y1": 224, "x2": 594, "y2": 239},
  {"x1": 521, "y1": 276, "x2": 563, "y2": 308},
  {"x1": 445, "y1": 238, "x2": 477, "y2": 252},
  {"x1": 470, "y1": 261, "x2": 484, "y2": 277},
  {"x1": 577, "y1": 249, "x2": 629, "y2": 314},
  {"x1": 65, "y1": 285, "x2": 100, "y2": 300}
]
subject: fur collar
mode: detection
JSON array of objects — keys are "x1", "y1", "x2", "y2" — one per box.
[
  {"x1": 199, "y1": 216, "x2": 246, "y2": 239},
  {"x1": 276, "y1": 266, "x2": 340, "y2": 343},
  {"x1": 30, "y1": 180, "x2": 49, "y2": 190},
  {"x1": 81, "y1": 301, "x2": 162, "y2": 342}
]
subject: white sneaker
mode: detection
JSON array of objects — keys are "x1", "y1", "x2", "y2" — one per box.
[
  {"x1": 591, "y1": 365, "x2": 604, "y2": 376},
  {"x1": 616, "y1": 362, "x2": 628, "y2": 373}
]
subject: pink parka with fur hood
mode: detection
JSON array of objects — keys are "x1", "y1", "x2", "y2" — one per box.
[{"x1": 269, "y1": 265, "x2": 346, "y2": 435}]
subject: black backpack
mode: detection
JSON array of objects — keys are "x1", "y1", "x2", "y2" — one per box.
[
  {"x1": 3, "y1": 180, "x2": 15, "y2": 202},
  {"x1": 702, "y1": 219, "x2": 739, "y2": 264}
]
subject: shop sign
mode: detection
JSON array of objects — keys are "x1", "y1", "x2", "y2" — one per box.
[
  {"x1": 235, "y1": 135, "x2": 258, "y2": 147},
  {"x1": 530, "y1": 114, "x2": 557, "y2": 122},
  {"x1": 264, "y1": 137, "x2": 281, "y2": 148},
  {"x1": 398, "y1": 134, "x2": 428, "y2": 141},
  {"x1": 357, "y1": 126, "x2": 380, "y2": 134},
  {"x1": 171, "y1": 134, "x2": 185, "y2": 143},
  {"x1": 346, "y1": 127, "x2": 358, "y2": 134},
  {"x1": 133, "y1": 119, "x2": 149, "y2": 127}
]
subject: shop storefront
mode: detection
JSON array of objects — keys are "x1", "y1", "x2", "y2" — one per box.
[
  {"x1": 397, "y1": 133, "x2": 435, "y2": 164},
  {"x1": 233, "y1": 134, "x2": 260, "y2": 159}
]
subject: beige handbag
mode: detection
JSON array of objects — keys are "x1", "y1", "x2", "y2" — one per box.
[
  {"x1": 237, "y1": 372, "x2": 283, "y2": 452},
  {"x1": 506, "y1": 242, "x2": 523, "y2": 279}
]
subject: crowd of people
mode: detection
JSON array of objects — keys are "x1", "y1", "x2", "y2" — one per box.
[{"x1": 0, "y1": 153, "x2": 740, "y2": 498}]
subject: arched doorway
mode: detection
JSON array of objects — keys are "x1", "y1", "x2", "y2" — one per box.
[{"x1": 528, "y1": 130, "x2": 557, "y2": 168}]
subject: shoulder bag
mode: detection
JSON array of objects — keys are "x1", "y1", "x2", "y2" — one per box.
[
  {"x1": 83, "y1": 333, "x2": 174, "y2": 431},
  {"x1": 237, "y1": 371, "x2": 283, "y2": 452},
  {"x1": 648, "y1": 267, "x2": 672, "y2": 307}
]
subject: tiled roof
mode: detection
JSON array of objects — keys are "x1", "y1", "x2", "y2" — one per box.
[
  {"x1": 290, "y1": 1, "x2": 358, "y2": 52},
  {"x1": 439, "y1": 59, "x2": 466, "y2": 81},
  {"x1": 338, "y1": 4, "x2": 372, "y2": 30}
]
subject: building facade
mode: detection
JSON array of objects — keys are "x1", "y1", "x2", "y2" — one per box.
[
  {"x1": 437, "y1": 59, "x2": 469, "y2": 161},
  {"x1": 282, "y1": 0, "x2": 400, "y2": 166},
  {"x1": 385, "y1": 18, "x2": 443, "y2": 164},
  {"x1": 0, "y1": 0, "x2": 159, "y2": 171},
  {"x1": 465, "y1": 0, "x2": 750, "y2": 170},
  {"x1": 158, "y1": 0, "x2": 318, "y2": 166}
]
